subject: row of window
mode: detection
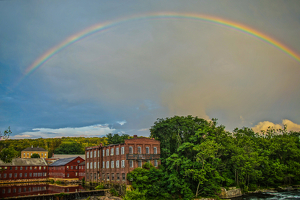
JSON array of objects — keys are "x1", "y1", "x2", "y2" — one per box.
[
  {"x1": 23, "y1": 153, "x2": 47, "y2": 157},
  {"x1": 0, "y1": 173, "x2": 47, "y2": 179},
  {"x1": 2, "y1": 186, "x2": 47, "y2": 194},
  {"x1": 86, "y1": 160, "x2": 158, "y2": 169},
  {"x1": 86, "y1": 172, "x2": 126, "y2": 181},
  {"x1": 87, "y1": 146, "x2": 158, "y2": 159},
  {"x1": 0, "y1": 166, "x2": 46, "y2": 170}
]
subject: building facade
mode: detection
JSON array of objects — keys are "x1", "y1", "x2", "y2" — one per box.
[
  {"x1": 85, "y1": 136, "x2": 160, "y2": 184},
  {"x1": 21, "y1": 146, "x2": 48, "y2": 158},
  {"x1": 78, "y1": 161, "x2": 85, "y2": 181},
  {"x1": 0, "y1": 158, "x2": 48, "y2": 183},
  {"x1": 48, "y1": 156, "x2": 85, "y2": 180}
]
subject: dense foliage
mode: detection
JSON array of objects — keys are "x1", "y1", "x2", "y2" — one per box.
[
  {"x1": 126, "y1": 116, "x2": 300, "y2": 199},
  {"x1": 106, "y1": 133, "x2": 131, "y2": 145},
  {"x1": 0, "y1": 136, "x2": 107, "y2": 158},
  {"x1": 54, "y1": 142, "x2": 85, "y2": 154}
]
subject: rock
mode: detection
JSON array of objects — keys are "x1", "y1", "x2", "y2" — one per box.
[{"x1": 218, "y1": 187, "x2": 242, "y2": 198}]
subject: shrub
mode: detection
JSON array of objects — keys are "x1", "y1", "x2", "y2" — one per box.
[{"x1": 110, "y1": 188, "x2": 119, "y2": 196}]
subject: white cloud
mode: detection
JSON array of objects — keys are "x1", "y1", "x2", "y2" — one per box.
[
  {"x1": 13, "y1": 124, "x2": 115, "y2": 139},
  {"x1": 117, "y1": 121, "x2": 127, "y2": 126},
  {"x1": 138, "y1": 128, "x2": 149, "y2": 132},
  {"x1": 252, "y1": 119, "x2": 300, "y2": 133}
]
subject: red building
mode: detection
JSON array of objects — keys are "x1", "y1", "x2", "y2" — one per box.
[
  {"x1": 85, "y1": 136, "x2": 160, "y2": 184},
  {"x1": 79, "y1": 161, "x2": 85, "y2": 180},
  {"x1": 0, "y1": 158, "x2": 48, "y2": 183},
  {"x1": 48, "y1": 156, "x2": 84, "y2": 180}
]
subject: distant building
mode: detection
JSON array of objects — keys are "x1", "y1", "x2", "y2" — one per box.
[
  {"x1": 85, "y1": 135, "x2": 160, "y2": 184},
  {"x1": 21, "y1": 146, "x2": 48, "y2": 158},
  {"x1": 0, "y1": 158, "x2": 48, "y2": 183},
  {"x1": 79, "y1": 161, "x2": 85, "y2": 181},
  {"x1": 48, "y1": 156, "x2": 85, "y2": 180}
]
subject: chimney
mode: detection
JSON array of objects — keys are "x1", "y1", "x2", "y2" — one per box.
[{"x1": 133, "y1": 135, "x2": 137, "y2": 138}]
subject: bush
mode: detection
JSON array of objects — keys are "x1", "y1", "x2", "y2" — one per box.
[
  {"x1": 50, "y1": 179, "x2": 54, "y2": 184},
  {"x1": 95, "y1": 184, "x2": 105, "y2": 190},
  {"x1": 123, "y1": 189, "x2": 146, "y2": 200},
  {"x1": 110, "y1": 188, "x2": 119, "y2": 196}
]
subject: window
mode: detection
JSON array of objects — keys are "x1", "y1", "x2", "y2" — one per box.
[
  {"x1": 94, "y1": 173, "x2": 96, "y2": 180},
  {"x1": 121, "y1": 147, "x2": 125, "y2": 155},
  {"x1": 129, "y1": 146, "x2": 133, "y2": 154},
  {"x1": 41, "y1": 153, "x2": 43, "y2": 157},
  {"x1": 4, "y1": 174, "x2": 6, "y2": 178},
  {"x1": 111, "y1": 173, "x2": 114, "y2": 180},
  {"x1": 29, "y1": 173, "x2": 32, "y2": 177},
  {"x1": 20, "y1": 173, "x2": 22, "y2": 178},
  {"x1": 103, "y1": 150, "x2": 105, "y2": 156},
  {"x1": 90, "y1": 151, "x2": 93, "y2": 158},
  {"x1": 102, "y1": 173, "x2": 105, "y2": 180},
  {"x1": 122, "y1": 173, "x2": 125, "y2": 181},
  {"x1": 25, "y1": 173, "x2": 27, "y2": 177},
  {"x1": 98, "y1": 162, "x2": 99, "y2": 169},
  {"x1": 30, "y1": 166, "x2": 32, "y2": 170},
  {"x1": 146, "y1": 147, "x2": 149, "y2": 154},
  {"x1": 25, "y1": 167, "x2": 27, "y2": 170},
  {"x1": 117, "y1": 173, "x2": 120, "y2": 180},
  {"x1": 90, "y1": 162, "x2": 93, "y2": 169},
  {"x1": 67, "y1": 173, "x2": 69, "y2": 177},
  {"x1": 20, "y1": 166, "x2": 23, "y2": 170},
  {"x1": 106, "y1": 149, "x2": 109, "y2": 156},
  {"x1": 103, "y1": 161, "x2": 105, "y2": 168},
  {"x1": 98, "y1": 150, "x2": 100, "y2": 157},
  {"x1": 138, "y1": 160, "x2": 142, "y2": 167},
  {"x1": 129, "y1": 160, "x2": 133, "y2": 168},
  {"x1": 8, "y1": 188, "x2": 10, "y2": 193},
  {"x1": 111, "y1": 148, "x2": 114, "y2": 155},
  {"x1": 138, "y1": 147, "x2": 141, "y2": 154},
  {"x1": 67, "y1": 166, "x2": 69, "y2": 169},
  {"x1": 45, "y1": 153, "x2": 47, "y2": 157},
  {"x1": 71, "y1": 166, "x2": 73, "y2": 169},
  {"x1": 39, "y1": 166, "x2": 41, "y2": 170},
  {"x1": 24, "y1": 188, "x2": 26, "y2": 192},
  {"x1": 107, "y1": 173, "x2": 110, "y2": 180},
  {"x1": 15, "y1": 167, "x2": 18, "y2": 170},
  {"x1": 116, "y1": 147, "x2": 119, "y2": 155},
  {"x1": 14, "y1": 173, "x2": 17, "y2": 178},
  {"x1": 116, "y1": 160, "x2": 119, "y2": 168},
  {"x1": 23, "y1": 153, "x2": 25, "y2": 157},
  {"x1": 94, "y1": 162, "x2": 96, "y2": 169},
  {"x1": 121, "y1": 160, "x2": 125, "y2": 168},
  {"x1": 87, "y1": 162, "x2": 89, "y2": 169},
  {"x1": 106, "y1": 161, "x2": 109, "y2": 168},
  {"x1": 111, "y1": 161, "x2": 114, "y2": 168},
  {"x1": 87, "y1": 152, "x2": 89, "y2": 158},
  {"x1": 154, "y1": 147, "x2": 157, "y2": 154}
]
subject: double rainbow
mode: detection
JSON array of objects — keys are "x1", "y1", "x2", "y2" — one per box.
[{"x1": 21, "y1": 12, "x2": 300, "y2": 85}]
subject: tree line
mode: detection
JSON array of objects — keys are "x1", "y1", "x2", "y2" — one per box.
[{"x1": 125, "y1": 116, "x2": 300, "y2": 200}]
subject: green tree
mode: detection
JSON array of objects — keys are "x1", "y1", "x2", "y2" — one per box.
[
  {"x1": 31, "y1": 153, "x2": 40, "y2": 158},
  {"x1": 54, "y1": 142, "x2": 85, "y2": 154},
  {"x1": 106, "y1": 133, "x2": 130, "y2": 145},
  {"x1": 0, "y1": 146, "x2": 18, "y2": 163}
]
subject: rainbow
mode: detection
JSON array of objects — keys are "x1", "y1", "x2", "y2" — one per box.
[{"x1": 20, "y1": 12, "x2": 300, "y2": 85}]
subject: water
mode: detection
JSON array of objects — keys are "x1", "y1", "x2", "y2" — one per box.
[
  {"x1": 234, "y1": 190, "x2": 300, "y2": 200},
  {"x1": 0, "y1": 182, "x2": 86, "y2": 198}
]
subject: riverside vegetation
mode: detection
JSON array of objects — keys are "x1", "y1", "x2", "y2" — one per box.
[{"x1": 124, "y1": 116, "x2": 300, "y2": 200}]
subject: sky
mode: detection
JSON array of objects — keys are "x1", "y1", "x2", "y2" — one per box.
[{"x1": 1, "y1": 0, "x2": 300, "y2": 139}]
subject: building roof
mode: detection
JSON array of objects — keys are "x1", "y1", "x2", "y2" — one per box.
[
  {"x1": 79, "y1": 161, "x2": 85, "y2": 166},
  {"x1": 49, "y1": 157, "x2": 79, "y2": 167},
  {"x1": 52, "y1": 154, "x2": 85, "y2": 160},
  {"x1": 22, "y1": 146, "x2": 47, "y2": 152},
  {"x1": 0, "y1": 158, "x2": 47, "y2": 166}
]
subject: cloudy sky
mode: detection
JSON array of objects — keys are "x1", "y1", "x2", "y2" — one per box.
[{"x1": 1, "y1": 0, "x2": 300, "y2": 139}]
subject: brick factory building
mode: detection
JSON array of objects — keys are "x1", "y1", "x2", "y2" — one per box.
[
  {"x1": 21, "y1": 146, "x2": 48, "y2": 159},
  {"x1": 85, "y1": 136, "x2": 160, "y2": 184},
  {"x1": 0, "y1": 158, "x2": 48, "y2": 183},
  {"x1": 48, "y1": 156, "x2": 85, "y2": 181}
]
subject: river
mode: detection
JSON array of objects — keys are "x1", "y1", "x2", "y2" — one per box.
[
  {"x1": 233, "y1": 190, "x2": 300, "y2": 200},
  {"x1": 0, "y1": 182, "x2": 87, "y2": 198}
]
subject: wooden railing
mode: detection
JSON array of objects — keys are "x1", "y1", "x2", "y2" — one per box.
[{"x1": 126, "y1": 154, "x2": 160, "y2": 160}]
